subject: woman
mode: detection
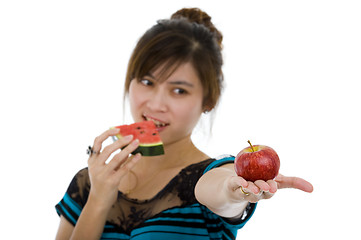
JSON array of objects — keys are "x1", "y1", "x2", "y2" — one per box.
[{"x1": 55, "y1": 8, "x2": 313, "y2": 240}]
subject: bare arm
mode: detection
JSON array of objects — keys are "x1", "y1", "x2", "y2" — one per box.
[
  {"x1": 195, "y1": 166, "x2": 247, "y2": 218},
  {"x1": 55, "y1": 197, "x2": 111, "y2": 240},
  {"x1": 55, "y1": 216, "x2": 74, "y2": 240},
  {"x1": 55, "y1": 128, "x2": 141, "y2": 239},
  {"x1": 195, "y1": 163, "x2": 269, "y2": 218}
]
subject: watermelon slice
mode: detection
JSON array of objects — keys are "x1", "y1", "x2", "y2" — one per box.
[{"x1": 112, "y1": 121, "x2": 164, "y2": 156}]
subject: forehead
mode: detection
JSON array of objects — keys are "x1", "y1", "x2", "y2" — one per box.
[{"x1": 150, "y1": 62, "x2": 201, "y2": 86}]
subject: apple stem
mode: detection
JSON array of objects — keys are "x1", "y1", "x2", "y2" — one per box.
[{"x1": 248, "y1": 140, "x2": 255, "y2": 152}]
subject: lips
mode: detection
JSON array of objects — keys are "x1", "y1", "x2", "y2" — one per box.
[{"x1": 143, "y1": 115, "x2": 169, "y2": 129}]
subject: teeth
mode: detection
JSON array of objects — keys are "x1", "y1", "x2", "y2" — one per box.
[{"x1": 144, "y1": 116, "x2": 167, "y2": 127}]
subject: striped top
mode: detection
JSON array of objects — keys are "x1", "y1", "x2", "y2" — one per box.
[{"x1": 56, "y1": 155, "x2": 257, "y2": 240}]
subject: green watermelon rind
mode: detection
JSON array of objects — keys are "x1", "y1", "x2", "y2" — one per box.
[
  {"x1": 111, "y1": 122, "x2": 164, "y2": 156},
  {"x1": 116, "y1": 137, "x2": 164, "y2": 156},
  {"x1": 132, "y1": 144, "x2": 164, "y2": 156}
]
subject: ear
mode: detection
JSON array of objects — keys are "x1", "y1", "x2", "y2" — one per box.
[
  {"x1": 202, "y1": 98, "x2": 215, "y2": 114},
  {"x1": 202, "y1": 106, "x2": 213, "y2": 114}
]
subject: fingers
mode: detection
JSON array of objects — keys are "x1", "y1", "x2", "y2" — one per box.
[
  {"x1": 267, "y1": 179, "x2": 278, "y2": 194},
  {"x1": 86, "y1": 129, "x2": 143, "y2": 208},
  {"x1": 106, "y1": 139, "x2": 140, "y2": 171},
  {"x1": 229, "y1": 176, "x2": 248, "y2": 191},
  {"x1": 113, "y1": 153, "x2": 142, "y2": 179},
  {"x1": 237, "y1": 184, "x2": 263, "y2": 203},
  {"x1": 101, "y1": 135, "x2": 134, "y2": 160},
  {"x1": 121, "y1": 153, "x2": 142, "y2": 171},
  {"x1": 275, "y1": 174, "x2": 314, "y2": 193},
  {"x1": 232, "y1": 173, "x2": 314, "y2": 204},
  {"x1": 254, "y1": 180, "x2": 271, "y2": 193},
  {"x1": 88, "y1": 128, "x2": 142, "y2": 177},
  {"x1": 244, "y1": 180, "x2": 271, "y2": 195},
  {"x1": 89, "y1": 128, "x2": 137, "y2": 166},
  {"x1": 241, "y1": 182, "x2": 259, "y2": 195},
  {"x1": 92, "y1": 128, "x2": 121, "y2": 153},
  {"x1": 232, "y1": 178, "x2": 277, "y2": 202}
]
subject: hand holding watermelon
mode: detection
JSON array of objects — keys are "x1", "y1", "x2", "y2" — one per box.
[{"x1": 86, "y1": 128, "x2": 142, "y2": 208}]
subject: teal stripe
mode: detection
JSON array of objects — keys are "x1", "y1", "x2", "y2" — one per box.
[
  {"x1": 101, "y1": 232, "x2": 129, "y2": 239},
  {"x1": 57, "y1": 201, "x2": 77, "y2": 225},
  {"x1": 63, "y1": 192, "x2": 82, "y2": 216},
  {"x1": 132, "y1": 231, "x2": 210, "y2": 240},
  {"x1": 132, "y1": 225, "x2": 209, "y2": 237},
  {"x1": 104, "y1": 224, "x2": 115, "y2": 229},
  {"x1": 203, "y1": 156, "x2": 235, "y2": 174}
]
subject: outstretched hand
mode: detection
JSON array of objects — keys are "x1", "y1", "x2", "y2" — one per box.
[
  {"x1": 195, "y1": 164, "x2": 314, "y2": 218},
  {"x1": 228, "y1": 172, "x2": 313, "y2": 203}
]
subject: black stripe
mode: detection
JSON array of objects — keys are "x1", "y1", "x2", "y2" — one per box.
[
  {"x1": 61, "y1": 199, "x2": 79, "y2": 221},
  {"x1": 221, "y1": 226, "x2": 236, "y2": 240},
  {"x1": 205, "y1": 217, "x2": 236, "y2": 239},
  {"x1": 55, "y1": 200, "x2": 78, "y2": 226},
  {"x1": 154, "y1": 212, "x2": 205, "y2": 220},
  {"x1": 103, "y1": 225, "x2": 117, "y2": 233},
  {"x1": 142, "y1": 220, "x2": 206, "y2": 229},
  {"x1": 222, "y1": 235, "x2": 229, "y2": 240}
]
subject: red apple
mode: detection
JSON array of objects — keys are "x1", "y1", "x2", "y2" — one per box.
[{"x1": 234, "y1": 140, "x2": 280, "y2": 182}]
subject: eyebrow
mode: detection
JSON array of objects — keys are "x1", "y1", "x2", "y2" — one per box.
[
  {"x1": 168, "y1": 81, "x2": 194, "y2": 87},
  {"x1": 144, "y1": 74, "x2": 194, "y2": 87},
  {"x1": 144, "y1": 73, "x2": 156, "y2": 79}
]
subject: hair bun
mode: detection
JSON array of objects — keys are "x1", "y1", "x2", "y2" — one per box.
[{"x1": 171, "y1": 8, "x2": 223, "y2": 48}]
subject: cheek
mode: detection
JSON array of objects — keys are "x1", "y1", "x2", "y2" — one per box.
[
  {"x1": 175, "y1": 99, "x2": 203, "y2": 125},
  {"x1": 128, "y1": 82, "x2": 144, "y2": 115}
]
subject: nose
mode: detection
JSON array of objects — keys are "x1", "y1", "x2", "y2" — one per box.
[{"x1": 146, "y1": 88, "x2": 168, "y2": 112}]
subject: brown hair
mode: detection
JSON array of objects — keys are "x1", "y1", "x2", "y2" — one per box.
[{"x1": 124, "y1": 8, "x2": 223, "y2": 111}]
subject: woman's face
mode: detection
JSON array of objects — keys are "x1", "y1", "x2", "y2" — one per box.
[{"x1": 128, "y1": 62, "x2": 204, "y2": 146}]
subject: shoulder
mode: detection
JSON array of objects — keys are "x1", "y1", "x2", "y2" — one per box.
[
  {"x1": 175, "y1": 155, "x2": 234, "y2": 190},
  {"x1": 68, "y1": 168, "x2": 90, "y2": 189},
  {"x1": 202, "y1": 154, "x2": 235, "y2": 174},
  {"x1": 66, "y1": 167, "x2": 90, "y2": 204},
  {"x1": 55, "y1": 168, "x2": 90, "y2": 225}
]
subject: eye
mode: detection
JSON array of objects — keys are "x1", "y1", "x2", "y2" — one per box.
[
  {"x1": 173, "y1": 88, "x2": 188, "y2": 95},
  {"x1": 139, "y1": 79, "x2": 153, "y2": 86}
]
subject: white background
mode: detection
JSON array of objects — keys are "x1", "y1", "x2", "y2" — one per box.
[{"x1": 1, "y1": 0, "x2": 360, "y2": 239}]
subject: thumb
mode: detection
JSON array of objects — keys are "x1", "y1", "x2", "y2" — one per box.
[
  {"x1": 228, "y1": 176, "x2": 248, "y2": 192},
  {"x1": 275, "y1": 174, "x2": 314, "y2": 193}
]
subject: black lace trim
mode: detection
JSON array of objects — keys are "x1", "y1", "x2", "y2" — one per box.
[{"x1": 67, "y1": 159, "x2": 215, "y2": 233}]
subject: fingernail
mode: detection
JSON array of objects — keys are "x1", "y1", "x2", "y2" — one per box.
[
  {"x1": 124, "y1": 135, "x2": 133, "y2": 141},
  {"x1": 132, "y1": 139, "x2": 139, "y2": 146},
  {"x1": 111, "y1": 127, "x2": 120, "y2": 132}
]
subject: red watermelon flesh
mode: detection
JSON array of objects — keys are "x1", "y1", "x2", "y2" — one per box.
[{"x1": 113, "y1": 121, "x2": 164, "y2": 156}]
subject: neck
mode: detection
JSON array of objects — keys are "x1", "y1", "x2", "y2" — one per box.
[{"x1": 120, "y1": 135, "x2": 209, "y2": 198}]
